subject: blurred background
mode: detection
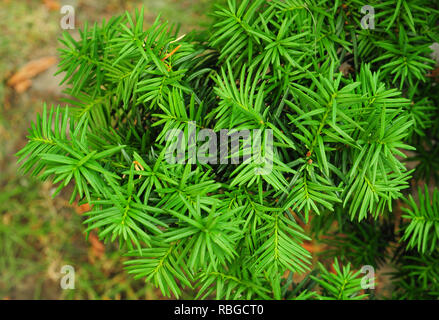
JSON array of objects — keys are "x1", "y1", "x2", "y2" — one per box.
[{"x1": 0, "y1": 0, "x2": 222, "y2": 300}]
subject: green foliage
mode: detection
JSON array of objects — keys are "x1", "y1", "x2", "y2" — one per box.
[
  {"x1": 401, "y1": 186, "x2": 439, "y2": 254},
  {"x1": 16, "y1": 0, "x2": 439, "y2": 299},
  {"x1": 310, "y1": 259, "x2": 370, "y2": 300},
  {"x1": 392, "y1": 250, "x2": 439, "y2": 299},
  {"x1": 319, "y1": 218, "x2": 395, "y2": 268}
]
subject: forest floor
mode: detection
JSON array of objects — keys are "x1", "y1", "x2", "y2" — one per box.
[{"x1": 0, "y1": 0, "x2": 218, "y2": 300}]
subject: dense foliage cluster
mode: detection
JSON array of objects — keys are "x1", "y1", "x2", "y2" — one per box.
[{"x1": 17, "y1": 0, "x2": 439, "y2": 299}]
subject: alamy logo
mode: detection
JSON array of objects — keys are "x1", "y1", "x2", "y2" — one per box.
[
  {"x1": 60, "y1": 265, "x2": 75, "y2": 289},
  {"x1": 360, "y1": 265, "x2": 375, "y2": 290},
  {"x1": 361, "y1": 5, "x2": 375, "y2": 30},
  {"x1": 164, "y1": 122, "x2": 273, "y2": 175},
  {"x1": 60, "y1": 5, "x2": 75, "y2": 30}
]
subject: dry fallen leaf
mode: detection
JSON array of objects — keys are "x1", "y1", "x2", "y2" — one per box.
[
  {"x1": 75, "y1": 203, "x2": 92, "y2": 215},
  {"x1": 339, "y1": 61, "x2": 354, "y2": 77},
  {"x1": 302, "y1": 241, "x2": 325, "y2": 254},
  {"x1": 13, "y1": 79, "x2": 32, "y2": 93},
  {"x1": 43, "y1": 0, "x2": 60, "y2": 11},
  {"x1": 88, "y1": 233, "x2": 105, "y2": 260},
  {"x1": 427, "y1": 66, "x2": 439, "y2": 82},
  {"x1": 7, "y1": 56, "x2": 57, "y2": 93}
]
